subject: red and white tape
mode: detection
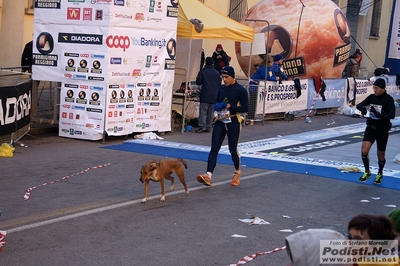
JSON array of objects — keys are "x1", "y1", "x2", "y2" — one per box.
[
  {"x1": 23, "y1": 163, "x2": 111, "y2": 201},
  {"x1": 305, "y1": 94, "x2": 319, "y2": 119},
  {"x1": 0, "y1": 231, "x2": 6, "y2": 252},
  {"x1": 229, "y1": 246, "x2": 286, "y2": 265}
]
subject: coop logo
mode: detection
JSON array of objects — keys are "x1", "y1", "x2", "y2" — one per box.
[
  {"x1": 67, "y1": 7, "x2": 80, "y2": 20},
  {"x1": 110, "y1": 57, "x2": 122, "y2": 64},
  {"x1": 106, "y1": 35, "x2": 130, "y2": 52},
  {"x1": 80, "y1": 85, "x2": 89, "y2": 89},
  {"x1": 62, "y1": 104, "x2": 72, "y2": 109},
  {"x1": 80, "y1": 53, "x2": 90, "y2": 58},
  {"x1": 114, "y1": 0, "x2": 124, "y2": 6},
  {"x1": 64, "y1": 73, "x2": 72, "y2": 78},
  {"x1": 58, "y1": 33, "x2": 103, "y2": 45}
]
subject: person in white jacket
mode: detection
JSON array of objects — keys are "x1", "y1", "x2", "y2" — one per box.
[{"x1": 285, "y1": 228, "x2": 351, "y2": 266}]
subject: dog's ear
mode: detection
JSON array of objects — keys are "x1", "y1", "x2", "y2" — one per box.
[{"x1": 150, "y1": 162, "x2": 157, "y2": 171}]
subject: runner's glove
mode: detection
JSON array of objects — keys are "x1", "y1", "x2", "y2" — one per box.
[
  {"x1": 360, "y1": 106, "x2": 367, "y2": 116},
  {"x1": 214, "y1": 102, "x2": 227, "y2": 111}
]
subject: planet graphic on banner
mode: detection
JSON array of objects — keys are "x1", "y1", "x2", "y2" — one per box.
[{"x1": 235, "y1": 0, "x2": 351, "y2": 78}]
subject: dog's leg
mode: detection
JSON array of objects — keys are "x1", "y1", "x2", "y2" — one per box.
[
  {"x1": 165, "y1": 174, "x2": 175, "y2": 191},
  {"x1": 160, "y1": 178, "x2": 165, "y2": 202},
  {"x1": 142, "y1": 181, "x2": 150, "y2": 203},
  {"x1": 176, "y1": 168, "x2": 189, "y2": 194}
]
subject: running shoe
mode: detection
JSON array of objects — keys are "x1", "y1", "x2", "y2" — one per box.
[
  {"x1": 231, "y1": 170, "x2": 241, "y2": 186},
  {"x1": 373, "y1": 173, "x2": 383, "y2": 185},
  {"x1": 197, "y1": 173, "x2": 212, "y2": 186},
  {"x1": 359, "y1": 171, "x2": 371, "y2": 182}
]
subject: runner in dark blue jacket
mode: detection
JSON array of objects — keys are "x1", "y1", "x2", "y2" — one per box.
[{"x1": 197, "y1": 66, "x2": 248, "y2": 187}]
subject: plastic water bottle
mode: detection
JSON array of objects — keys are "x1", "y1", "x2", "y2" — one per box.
[{"x1": 305, "y1": 117, "x2": 312, "y2": 123}]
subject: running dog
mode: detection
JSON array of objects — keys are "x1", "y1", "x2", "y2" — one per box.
[{"x1": 139, "y1": 158, "x2": 189, "y2": 203}]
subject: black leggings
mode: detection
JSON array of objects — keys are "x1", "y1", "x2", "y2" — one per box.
[{"x1": 207, "y1": 121, "x2": 241, "y2": 173}]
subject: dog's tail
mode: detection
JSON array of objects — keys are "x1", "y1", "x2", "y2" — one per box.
[{"x1": 178, "y1": 158, "x2": 187, "y2": 169}]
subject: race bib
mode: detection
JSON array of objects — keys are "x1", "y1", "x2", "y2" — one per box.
[{"x1": 217, "y1": 109, "x2": 231, "y2": 123}]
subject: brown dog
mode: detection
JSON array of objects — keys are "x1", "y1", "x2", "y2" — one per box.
[{"x1": 139, "y1": 158, "x2": 189, "y2": 203}]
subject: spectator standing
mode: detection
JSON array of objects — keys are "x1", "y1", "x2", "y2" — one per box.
[
  {"x1": 212, "y1": 44, "x2": 230, "y2": 73},
  {"x1": 352, "y1": 48, "x2": 363, "y2": 67},
  {"x1": 346, "y1": 53, "x2": 361, "y2": 78},
  {"x1": 195, "y1": 57, "x2": 221, "y2": 133},
  {"x1": 356, "y1": 78, "x2": 396, "y2": 184},
  {"x1": 196, "y1": 66, "x2": 249, "y2": 187},
  {"x1": 248, "y1": 55, "x2": 277, "y2": 120},
  {"x1": 271, "y1": 54, "x2": 288, "y2": 83},
  {"x1": 21, "y1": 40, "x2": 33, "y2": 73}
]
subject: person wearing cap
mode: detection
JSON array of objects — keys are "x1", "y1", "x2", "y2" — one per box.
[
  {"x1": 248, "y1": 55, "x2": 277, "y2": 119},
  {"x1": 212, "y1": 44, "x2": 230, "y2": 73},
  {"x1": 356, "y1": 78, "x2": 396, "y2": 184},
  {"x1": 197, "y1": 66, "x2": 249, "y2": 187},
  {"x1": 271, "y1": 53, "x2": 288, "y2": 83},
  {"x1": 195, "y1": 57, "x2": 222, "y2": 133}
]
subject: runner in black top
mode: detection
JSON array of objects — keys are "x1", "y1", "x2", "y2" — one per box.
[
  {"x1": 197, "y1": 66, "x2": 249, "y2": 187},
  {"x1": 356, "y1": 78, "x2": 396, "y2": 184}
]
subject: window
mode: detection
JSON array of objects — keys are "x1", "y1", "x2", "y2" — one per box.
[
  {"x1": 228, "y1": 0, "x2": 248, "y2": 22},
  {"x1": 25, "y1": 0, "x2": 34, "y2": 14},
  {"x1": 370, "y1": 0, "x2": 382, "y2": 37}
]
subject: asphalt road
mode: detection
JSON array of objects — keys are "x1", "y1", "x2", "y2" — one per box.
[{"x1": 1, "y1": 111, "x2": 399, "y2": 266}]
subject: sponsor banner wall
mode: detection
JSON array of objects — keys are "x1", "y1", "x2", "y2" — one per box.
[
  {"x1": 256, "y1": 80, "x2": 308, "y2": 114},
  {"x1": 387, "y1": 76, "x2": 400, "y2": 100},
  {"x1": 0, "y1": 81, "x2": 32, "y2": 135},
  {"x1": 308, "y1": 78, "x2": 346, "y2": 109},
  {"x1": 353, "y1": 79, "x2": 374, "y2": 106},
  {"x1": 34, "y1": 0, "x2": 110, "y2": 27},
  {"x1": 388, "y1": 0, "x2": 400, "y2": 59},
  {"x1": 33, "y1": 0, "x2": 177, "y2": 140}
]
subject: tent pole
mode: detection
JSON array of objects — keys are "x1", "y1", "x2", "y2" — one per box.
[
  {"x1": 182, "y1": 39, "x2": 192, "y2": 133},
  {"x1": 246, "y1": 43, "x2": 253, "y2": 125}
]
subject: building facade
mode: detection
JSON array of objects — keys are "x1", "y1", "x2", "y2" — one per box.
[{"x1": 0, "y1": 0, "x2": 395, "y2": 78}]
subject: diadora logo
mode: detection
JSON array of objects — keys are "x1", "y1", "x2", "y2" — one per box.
[
  {"x1": 110, "y1": 57, "x2": 122, "y2": 64},
  {"x1": 67, "y1": 8, "x2": 80, "y2": 20},
  {"x1": 114, "y1": 0, "x2": 124, "y2": 6},
  {"x1": 58, "y1": 33, "x2": 103, "y2": 45},
  {"x1": 106, "y1": 35, "x2": 130, "y2": 52}
]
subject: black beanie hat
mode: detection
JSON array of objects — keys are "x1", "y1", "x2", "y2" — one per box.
[
  {"x1": 373, "y1": 78, "x2": 386, "y2": 89},
  {"x1": 221, "y1": 66, "x2": 235, "y2": 78},
  {"x1": 205, "y1": 57, "x2": 214, "y2": 66}
]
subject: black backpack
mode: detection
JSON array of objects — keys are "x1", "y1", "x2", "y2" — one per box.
[{"x1": 373, "y1": 67, "x2": 389, "y2": 76}]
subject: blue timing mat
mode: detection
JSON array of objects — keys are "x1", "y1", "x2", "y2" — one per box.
[{"x1": 102, "y1": 140, "x2": 400, "y2": 191}]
